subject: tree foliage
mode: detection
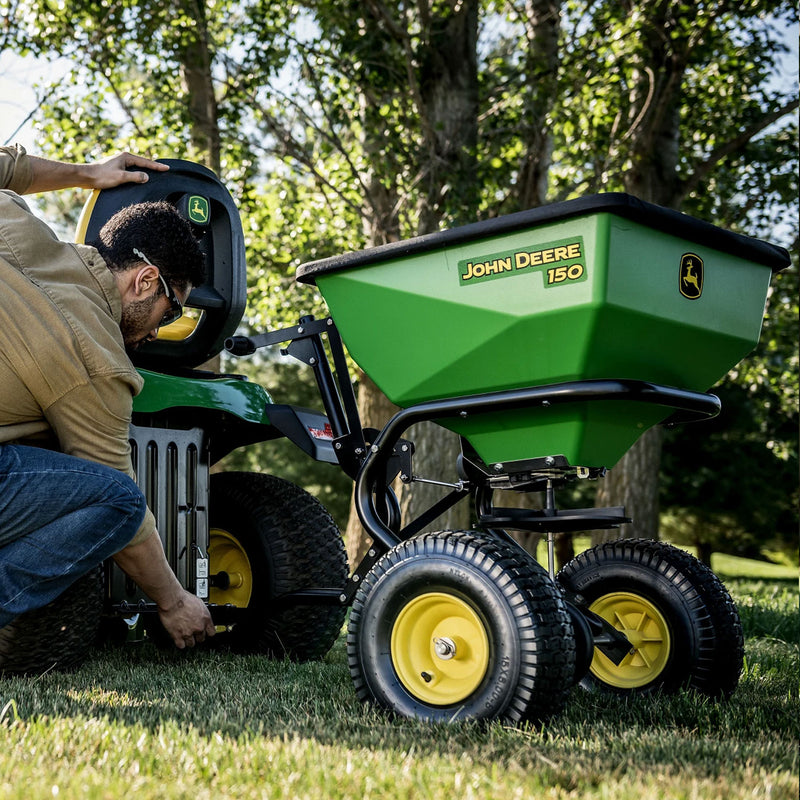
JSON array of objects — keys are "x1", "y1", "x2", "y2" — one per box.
[{"x1": 2, "y1": 0, "x2": 797, "y2": 558}]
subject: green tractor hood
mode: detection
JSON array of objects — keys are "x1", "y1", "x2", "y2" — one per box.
[
  {"x1": 134, "y1": 368, "x2": 274, "y2": 423},
  {"x1": 132, "y1": 369, "x2": 337, "y2": 465}
]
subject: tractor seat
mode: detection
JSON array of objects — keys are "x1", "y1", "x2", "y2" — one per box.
[{"x1": 76, "y1": 159, "x2": 246, "y2": 372}]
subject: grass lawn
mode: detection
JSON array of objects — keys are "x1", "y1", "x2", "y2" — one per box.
[{"x1": 0, "y1": 553, "x2": 796, "y2": 800}]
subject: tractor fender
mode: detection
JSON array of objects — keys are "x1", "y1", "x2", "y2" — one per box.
[{"x1": 132, "y1": 369, "x2": 337, "y2": 464}]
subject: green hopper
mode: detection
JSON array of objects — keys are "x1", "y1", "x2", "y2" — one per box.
[{"x1": 297, "y1": 194, "x2": 788, "y2": 468}]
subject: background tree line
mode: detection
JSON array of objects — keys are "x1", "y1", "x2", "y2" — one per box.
[{"x1": 2, "y1": 0, "x2": 796, "y2": 566}]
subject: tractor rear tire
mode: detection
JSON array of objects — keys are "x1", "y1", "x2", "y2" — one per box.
[
  {"x1": 347, "y1": 530, "x2": 575, "y2": 723},
  {"x1": 207, "y1": 472, "x2": 348, "y2": 661},
  {"x1": 0, "y1": 566, "x2": 103, "y2": 675},
  {"x1": 557, "y1": 539, "x2": 743, "y2": 699}
]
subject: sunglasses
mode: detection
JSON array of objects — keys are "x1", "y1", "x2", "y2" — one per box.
[{"x1": 132, "y1": 248, "x2": 184, "y2": 326}]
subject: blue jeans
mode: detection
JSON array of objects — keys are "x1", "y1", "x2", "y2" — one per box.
[{"x1": 0, "y1": 444, "x2": 146, "y2": 628}]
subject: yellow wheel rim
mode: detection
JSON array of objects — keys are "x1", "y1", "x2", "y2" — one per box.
[
  {"x1": 589, "y1": 591, "x2": 671, "y2": 689},
  {"x1": 208, "y1": 528, "x2": 253, "y2": 607},
  {"x1": 390, "y1": 592, "x2": 490, "y2": 706}
]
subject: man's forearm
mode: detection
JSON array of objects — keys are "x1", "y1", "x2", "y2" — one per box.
[
  {"x1": 24, "y1": 152, "x2": 169, "y2": 194},
  {"x1": 112, "y1": 529, "x2": 215, "y2": 648},
  {"x1": 111, "y1": 529, "x2": 184, "y2": 611},
  {"x1": 25, "y1": 156, "x2": 95, "y2": 194}
]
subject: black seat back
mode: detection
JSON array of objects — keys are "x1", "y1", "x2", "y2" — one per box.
[{"x1": 76, "y1": 159, "x2": 246, "y2": 370}]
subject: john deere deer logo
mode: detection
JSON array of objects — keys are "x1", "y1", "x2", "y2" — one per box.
[
  {"x1": 679, "y1": 253, "x2": 703, "y2": 299},
  {"x1": 188, "y1": 195, "x2": 209, "y2": 225}
]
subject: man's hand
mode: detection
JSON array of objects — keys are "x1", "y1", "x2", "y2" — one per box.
[
  {"x1": 84, "y1": 152, "x2": 169, "y2": 190},
  {"x1": 157, "y1": 589, "x2": 217, "y2": 649},
  {"x1": 112, "y1": 529, "x2": 215, "y2": 650}
]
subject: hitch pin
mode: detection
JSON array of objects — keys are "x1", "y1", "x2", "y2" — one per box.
[{"x1": 192, "y1": 543, "x2": 207, "y2": 560}]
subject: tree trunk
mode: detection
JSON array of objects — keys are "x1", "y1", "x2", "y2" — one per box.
[
  {"x1": 393, "y1": 1, "x2": 478, "y2": 532},
  {"x1": 496, "y1": 490, "x2": 543, "y2": 561},
  {"x1": 396, "y1": 422, "x2": 471, "y2": 527},
  {"x1": 696, "y1": 538, "x2": 713, "y2": 567},
  {"x1": 343, "y1": 386, "x2": 475, "y2": 567},
  {"x1": 415, "y1": 0, "x2": 480, "y2": 233},
  {"x1": 178, "y1": 1, "x2": 221, "y2": 173},
  {"x1": 593, "y1": 4, "x2": 689, "y2": 542},
  {"x1": 344, "y1": 374, "x2": 399, "y2": 567},
  {"x1": 344, "y1": 1, "x2": 481, "y2": 567},
  {"x1": 516, "y1": 0, "x2": 562, "y2": 210},
  {"x1": 592, "y1": 426, "x2": 664, "y2": 545},
  {"x1": 178, "y1": 0, "x2": 221, "y2": 378}
]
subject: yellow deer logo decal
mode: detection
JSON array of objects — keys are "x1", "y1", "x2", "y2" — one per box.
[{"x1": 679, "y1": 253, "x2": 703, "y2": 299}]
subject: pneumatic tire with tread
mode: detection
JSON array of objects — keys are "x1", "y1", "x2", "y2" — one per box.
[
  {"x1": 208, "y1": 472, "x2": 348, "y2": 662},
  {"x1": 347, "y1": 530, "x2": 575, "y2": 723},
  {"x1": 557, "y1": 538, "x2": 743, "y2": 699},
  {"x1": 0, "y1": 567, "x2": 103, "y2": 675}
]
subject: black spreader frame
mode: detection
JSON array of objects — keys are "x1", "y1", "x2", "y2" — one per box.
[{"x1": 224, "y1": 315, "x2": 721, "y2": 608}]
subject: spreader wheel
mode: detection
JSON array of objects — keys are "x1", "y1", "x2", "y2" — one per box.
[
  {"x1": 588, "y1": 591, "x2": 672, "y2": 689},
  {"x1": 391, "y1": 591, "x2": 491, "y2": 706},
  {"x1": 557, "y1": 539, "x2": 743, "y2": 698},
  {"x1": 347, "y1": 530, "x2": 575, "y2": 723}
]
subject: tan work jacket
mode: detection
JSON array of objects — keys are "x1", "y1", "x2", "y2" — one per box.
[{"x1": 0, "y1": 145, "x2": 154, "y2": 545}]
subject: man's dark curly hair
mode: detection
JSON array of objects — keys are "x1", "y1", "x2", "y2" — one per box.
[{"x1": 91, "y1": 201, "x2": 206, "y2": 291}]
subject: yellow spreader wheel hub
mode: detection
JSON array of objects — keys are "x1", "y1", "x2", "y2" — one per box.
[
  {"x1": 208, "y1": 529, "x2": 253, "y2": 608},
  {"x1": 589, "y1": 591, "x2": 671, "y2": 689},
  {"x1": 390, "y1": 592, "x2": 490, "y2": 706}
]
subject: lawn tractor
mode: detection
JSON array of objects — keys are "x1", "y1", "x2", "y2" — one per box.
[{"x1": 0, "y1": 160, "x2": 789, "y2": 724}]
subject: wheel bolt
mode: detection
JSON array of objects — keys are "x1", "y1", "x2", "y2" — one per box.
[
  {"x1": 229, "y1": 572, "x2": 244, "y2": 589},
  {"x1": 433, "y1": 636, "x2": 456, "y2": 660}
]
